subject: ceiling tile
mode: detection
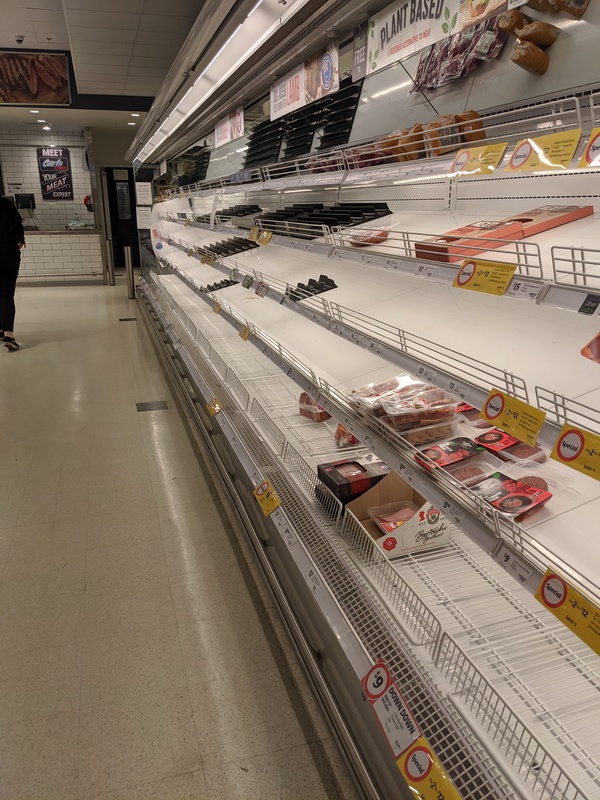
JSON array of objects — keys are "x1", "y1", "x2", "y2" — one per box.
[
  {"x1": 70, "y1": 26, "x2": 137, "y2": 43},
  {"x1": 65, "y1": 0, "x2": 144, "y2": 10},
  {"x1": 135, "y1": 30, "x2": 187, "y2": 46},
  {"x1": 142, "y1": 0, "x2": 201, "y2": 16},
  {"x1": 127, "y1": 66, "x2": 167, "y2": 78},
  {"x1": 132, "y1": 43, "x2": 179, "y2": 58},
  {"x1": 67, "y1": 9, "x2": 140, "y2": 29},
  {"x1": 139, "y1": 13, "x2": 192, "y2": 33},
  {"x1": 2, "y1": 10, "x2": 33, "y2": 24},
  {"x1": 78, "y1": 73, "x2": 129, "y2": 83},
  {"x1": 26, "y1": 0, "x2": 64, "y2": 9},
  {"x1": 71, "y1": 40, "x2": 133, "y2": 55},
  {"x1": 79, "y1": 63, "x2": 130, "y2": 75},
  {"x1": 129, "y1": 55, "x2": 173, "y2": 68},
  {"x1": 82, "y1": 53, "x2": 131, "y2": 66},
  {"x1": 27, "y1": 8, "x2": 61, "y2": 21},
  {"x1": 32, "y1": 21, "x2": 69, "y2": 37}
]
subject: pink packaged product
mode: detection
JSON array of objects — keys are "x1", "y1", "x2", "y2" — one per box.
[
  {"x1": 381, "y1": 389, "x2": 459, "y2": 431},
  {"x1": 349, "y1": 375, "x2": 427, "y2": 418},
  {"x1": 367, "y1": 501, "x2": 419, "y2": 534},
  {"x1": 299, "y1": 392, "x2": 331, "y2": 423},
  {"x1": 350, "y1": 227, "x2": 391, "y2": 247}
]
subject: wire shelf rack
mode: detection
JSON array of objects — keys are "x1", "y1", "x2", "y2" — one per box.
[
  {"x1": 552, "y1": 246, "x2": 600, "y2": 290},
  {"x1": 536, "y1": 387, "x2": 600, "y2": 437}
]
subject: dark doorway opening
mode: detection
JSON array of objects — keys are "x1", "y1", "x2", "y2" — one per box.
[{"x1": 102, "y1": 167, "x2": 140, "y2": 268}]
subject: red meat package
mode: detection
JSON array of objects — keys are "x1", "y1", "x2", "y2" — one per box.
[
  {"x1": 415, "y1": 436, "x2": 484, "y2": 470},
  {"x1": 470, "y1": 471, "x2": 552, "y2": 519},
  {"x1": 335, "y1": 423, "x2": 360, "y2": 448},
  {"x1": 350, "y1": 227, "x2": 391, "y2": 247},
  {"x1": 299, "y1": 392, "x2": 331, "y2": 423}
]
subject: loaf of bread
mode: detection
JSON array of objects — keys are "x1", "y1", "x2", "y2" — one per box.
[
  {"x1": 423, "y1": 116, "x2": 462, "y2": 157},
  {"x1": 456, "y1": 110, "x2": 486, "y2": 143},
  {"x1": 511, "y1": 40, "x2": 550, "y2": 74},
  {"x1": 516, "y1": 21, "x2": 560, "y2": 47},
  {"x1": 525, "y1": 0, "x2": 559, "y2": 11},
  {"x1": 392, "y1": 124, "x2": 423, "y2": 162},
  {"x1": 554, "y1": 0, "x2": 590, "y2": 16},
  {"x1": 498, "y1": 9, "x2": 531, "y2": 34},
  {"x1": 378, "y1": 131, "x2": 403, "y2": 162}
]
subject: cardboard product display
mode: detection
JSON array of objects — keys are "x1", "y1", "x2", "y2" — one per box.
[
  {"x1": 504, "y1": 205, "x2": 594, "y2": 237},
  {"x1": 317, "y1": 457, "x2": 391, "y2": 503},
  {"x1": 346, "y1": 471, "x2": 451, "y2": 558}
]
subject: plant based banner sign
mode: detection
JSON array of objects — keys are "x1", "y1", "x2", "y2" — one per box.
[
  {"x1": 270, "y1": 43, "x2": 339, "y2": 120},
  {"x1": 37, "y1": 147, "x2": 73, "y2": 200},
  {"x1": 365, "y1": 0, "x2": 507, "y2": 75}
]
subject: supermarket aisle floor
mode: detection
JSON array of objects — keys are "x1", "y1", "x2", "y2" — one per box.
[{"x1": 0, "y1": 280, "x2": 357, "y2": 800}]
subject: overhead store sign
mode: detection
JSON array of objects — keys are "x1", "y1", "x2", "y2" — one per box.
[
  {"x1": 37, "y1": 146, "x2": 73, "y2": 201},
  {"x1": 362, "y1": 0, "x2": 507, "y2": 76},
  {"x1": 270, "y1": 43, "x2": 339, "y2": 120},
  {"x1": 214, "y1": 107, "x2": 245, "y2": 148}
]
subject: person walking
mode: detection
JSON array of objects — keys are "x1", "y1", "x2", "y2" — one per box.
[{"x1": 0, "y1": 195, "x2": 26, "y2": 351}]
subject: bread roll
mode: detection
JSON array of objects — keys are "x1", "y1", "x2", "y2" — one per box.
[
  {"x1": 456, "y1": 110, "x2": 486, "y2": 143},
  {"x1": 423, "y1": 116, "x2": 462, "y2": 157},
  {"x1": 511, "y1": 40, "x2": 549, "y2": 74},
  {"x1": 393, "y1": 124, "x2": 423, "y2": 162},
  {"x1": 554, "y1": 0, "x2": 590, "y2": 16},
  {"x1": 516, "y1": 21, "x2": 560, "y2": 47},
  {"x1": 525, "y1": 0, "x2": 559, "y2": 11},
  {"x1": 498, "y1": 9, "x2": 531, "y2": 34}
]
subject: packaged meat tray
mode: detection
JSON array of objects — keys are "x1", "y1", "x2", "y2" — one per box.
[
  {"x1": 381, "y1": 389, "x2": 458, "y2": 431},
  {"x1": 473, "y1": 428, "x2": 520, "y2": 454},
  {"x1": 415, "y1": 436, "x2": 485, "y2": 470},
  {"x1": 500, "y1": 441, "x2": 548, "y2": 465},
  {"x1": 457, "y1": 403, "x2": 494, "y2": 429},
  {"x1": 349, "y1": 375, "x2": 427, "y2": 418},
  {"x1": 317, "y1": 456, "x2": 390, "y2": 503},
  {"x1": 349, "y1": 227, "x2": 390, "y2": 247},
  {"x1": 335, "y1": 423, "x2": 360, "y2": 448},
  {"x1": 402, "y1": 421, "x2": 461, "y2": 446},
  {"x1": 442, "y1": 452, "x2": 501, "y2": 487},
  {"x1": 299, "y1": 392, "x2": 331, "y2": 423},
  {"x1": 367, "y1": 501, "x2": 419, "y2": 534},
  {"x1": 469, "y1": 471, "x2": 553, "y2": 520}
]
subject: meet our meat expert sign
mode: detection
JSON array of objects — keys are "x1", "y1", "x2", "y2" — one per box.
[{"x1": 37, "y1": 147, "x2": 73, "y2": 201}]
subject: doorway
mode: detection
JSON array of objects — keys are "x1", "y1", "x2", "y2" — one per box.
[{"x1": 101, "y1": 166, "x2": 140, "y2": 268}]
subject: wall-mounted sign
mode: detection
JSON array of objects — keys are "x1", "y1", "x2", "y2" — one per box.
[
  {"x1": 270, "y1": 43, "x2": 339, "y2": 120},
  {"x1": 352, "y1": 23, "x2": 369, "y2": 82},
  {"x1": 36, "y1": 146, "x2": 73, "y2": 201},
  {"x1": 214, "y1": 107, "x2": 245, "y2": 148},
  {"x1": 362, "y1": 0, "x2": 507, "y2": 77},
  {"x1": 0, "y1": 51, "x2": 70, "y2": 105}
]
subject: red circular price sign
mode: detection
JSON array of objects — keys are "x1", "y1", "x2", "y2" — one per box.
[
  {"x1": 509, "y1": 140, "x2": 533, "y2": 170},
  {"x1": 539, "y1": 574, "x2": 568, "y2": 609},
  {"x1": 484, "y1": 392, "x2": 504, "y2": 420},
  {"x1": 363, "y1": 662, "x2": 391, "y2": 701},
  {"x1": 555, "y1": 429, "x2": 585, "y2": 463},
  {"x1": 403, "y1": 745, "x2": 433, "y2": 782},
  {"x1": 584, "y1": 131, "x2": 600, "y2": 166},
  {"x1": 456, "y1": 260, "x2": 476, "y2": 287},
  {"x1": 452, "y1": 150, "x2": 470, "y2": 173}
]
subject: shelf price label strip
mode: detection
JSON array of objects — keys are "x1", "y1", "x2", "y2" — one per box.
[
  {"x1": 480, "y1": 388, "x2": 546, "y2": 446},
  {"x1": 536, "y1": 570, "x2": 600, "y2": 658},
  {"x1": 362, "y1": 661, "x2": 462, "y2": 800},
  {"x1": 453, "y1": 259, "x2": 517, "y2": 297},
  {"x1": 551, "y1": 424, "x2": 600, "y2": 481},
  {"x1": 450, "y1": 142, "x2": 508, "y2": 177},
  {"x1": 506, "y1": 129, "x2": 582, "y2": 173}
]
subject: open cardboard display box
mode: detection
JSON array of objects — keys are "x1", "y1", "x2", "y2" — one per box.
[{"x1": 345, "y1": 471, "x2": 451, "y2": 559}]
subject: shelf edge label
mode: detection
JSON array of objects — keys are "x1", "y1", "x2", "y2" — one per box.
[
  {"x1": 253, "y1": 479, "x2": 281, "y2": 516},
  {"x1": 453, "y1": 259, "x2": 516, "y2": 296},
  {"x1": 535, "y1": 568, "x2": 600, "y2": 657},
  {"x1": 480, "y1": 388, "x2": 545, "y2": 445},
  {"x1": 450, "y1": 142, "x2": 508, "y2": 176},
  {"x1": 506, "y1": 129, "x2": 582, "y2": 173},
  {"x1": 578, "y1": 127, "x2": 600, "y2": 168},
  {"x1": 551, "y1": 424, "x2": 600, "y2": 480},
  {"x1": 397, "y1": 737, "x2": 463, "y2": 800}
]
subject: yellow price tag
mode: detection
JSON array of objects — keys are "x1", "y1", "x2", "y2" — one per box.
[
  {"x1": 551, "y1": 424, "x2": 600, "y2": 480},
  {"x1": 506, "y1": 129, "x2": 582, "y2": 173},
  {"x1": 535, "y1": 569, "x2": 600, "y2": 657},
  {"x1": 578, "y1": 128, "x2": 600, "y2": 168},
  {"x1": 397, "y1": 737, "x2": 463, "y2": 800},
  {"x1": 450, "y1": 142, "x2": 508, "y2": 176},
  {"x1": 206, "y1": 397, "x2": 222, "y2": 416},
  {"x1": 258, "y1": 230, "x2": 273, "y2": 245},
  {"x1": 453, "y1": 259, "x2": 516, "y2": 296},
  {"x1": 213, "y1": 302, "x2": 221, "y2": 315},
  {"x1": 480, "y1": 389, "x2": 546, "y2": 446},
  {"x1": 248, "y1": 227, "x2": 260, "y2": 242},
  {"x1": 186, "y1": 249, "x2": 193, "y2": 257},
  {"x1": 200, "y1": 254, "x2": 208, "y2": 264},
  {"x1": 206, "y1": 255, "x2": 215, "y2": 266},
  {"x1": 253, "y1": 479, "x2": 281, "y2": 516},
  {"x1": 184, "y1": 218, "x2": 192, "y2": 226},
  {"x1": 239, "y1": 326, "x2": 251, "y2": 341}
]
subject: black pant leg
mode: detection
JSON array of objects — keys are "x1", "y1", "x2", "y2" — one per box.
[{"x1": 0, "y1": 249, "x2": 21, "y2": 332}]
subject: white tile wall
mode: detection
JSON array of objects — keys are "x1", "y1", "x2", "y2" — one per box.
[
  {"x1": 0, "y1": 128, "x2": 96, "y2": 231},
  {"x1": 19, "y1": 234, "x2": 103, "y2": 283}
]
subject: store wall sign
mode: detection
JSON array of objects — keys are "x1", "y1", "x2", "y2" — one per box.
[
  {"x1": 0, "y1": 51, "x2": 70, "y2": 105},
  {"x1": 551, "y1": 423, "x2": 600, "y2": 480},
  {"x1": 363, "y1": 0, "x2": 508, "y2": 76},
  {"x1": 352, "y1": 22, "x2": 369, "y2": 82},
  {"x1": 270, "y1": 43, "x2": 339, "y2": 120},
  {"x1": 452, "y1": 258, "x2": 516, "y2": 296},
  {"x1": 480, "y1": 389, "x2": 546, "y2": 445},
  {"x1": 506, "y1": 129, "x2": 582, "y2": 173},
  {"x1": 37, "y1": 147, "x2": 73, "y2": 201},
  {"x1": 535, "y1": 569, "x2": 600, "y2": 657},
  {"x1": 214, "y1": 107, "x2": 245, "y2": 148},
  {"x1": 578, "y1": 128, "x2": 600, "y2": 168}
]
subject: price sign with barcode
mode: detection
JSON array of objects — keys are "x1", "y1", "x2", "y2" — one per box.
[
  {"x1": 385, "y1": 258, "x2": 400, "y2": 270},
  {"x1": 304, "y1": 567, "x2": 322, "y2": 593},
  {"x1": 504, "y1": 278, "x2": 542, "y2": 302},
  {"x1": 239, "y1": 326, "x2": 251, "y2": 341},
  {"x1": 493, "y1": 544, "x2": 533, "y2": 586},
  {"x1": 444, "y1": 379, "x2": 469, "y2": 400},
  {"x1": 416, "y1": 364, "x2": 437, "y2": 384},
  {"x1": 206, "y1": 397, "x2": 222, "y2": 416},
  {"x1": 213, "y1": 302, "x2": 221, "y2": 315},
  {"x1": 368, "y1": 340, "x2": 384, "y2": 354},
  {"x1": 441, "y1": 499, "x2": 465, "y2": 526},
  {"x1": 416, "y1": 264, "x2": 436, "y2": 279}
]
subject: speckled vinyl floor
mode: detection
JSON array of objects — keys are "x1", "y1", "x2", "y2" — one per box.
[{"x1": 0, "y1": 279, "x2": 358, "y2": 800}]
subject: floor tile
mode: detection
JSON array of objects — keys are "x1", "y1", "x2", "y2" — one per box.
[
  {"x1": 82, "y1": 772, "x2": 209, "y2": 800},
  {"x1": 78, "y1": 689, "x2": 202, "y2": 797},
  {"x1": 0, "y1": 710, "x2": 79, "y2": 799},
  {"x1": 87, "y1": 507, "x2": 161, "y2": 549},
  {"x1": 189, "y1": 666, "x2": 317, "y2": 767},
  {"x1": 0, "y1": 642, "x2": 81, "y2": 723},
  {"x1": 85, "y1": 537, "x2": 167, "y2": 590},
  {"x1": 168, "y1": 566, "x2": 256, "y2": 627},
  {"x1": 80, "y1": 626, "x2": 187, "y2": 707},
  {"x1": 151, "y1": 475, "x2": 214, "y2": 510},
  {"x1": 88, "y1": 479, "x2": 156, "y2": 518}
]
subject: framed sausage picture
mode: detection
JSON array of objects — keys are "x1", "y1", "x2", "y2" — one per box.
[{"x1": 0, "y1": 51, "x2": 70, "y2": 105}]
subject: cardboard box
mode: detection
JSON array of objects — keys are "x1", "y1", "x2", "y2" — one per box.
[
  {"x1": 346, "y1": 471, "x2": 450, "y2": 558},
  {"x1": 414, "y1": 220, "x2": 523, "y2": 264},
  {"x1": 317, "y1": 456, "x2": 390, "y2": 503},
  {"x1": 503, "y1": 205, "x2": 594, "y2": 237}
]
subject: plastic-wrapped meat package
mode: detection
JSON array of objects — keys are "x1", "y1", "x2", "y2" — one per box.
[
  {"x1": 472, "y1": 20, "x2": 508, "y2": 61},
  {"x1": 438, "y1": 28, "x2": 479, "y2": 85},
  {"x1": 335, "y1": 423, "x2": 360, "y2": 448},
  {"x1": 412, "y1": 45, "x2": 434, "y2": 92},
  {"x1": 299, "y1": 392, "x2": 331, "y2": 422},
  {"x1": 420, "y1": 39, "x2": 451, "y2": 89}
]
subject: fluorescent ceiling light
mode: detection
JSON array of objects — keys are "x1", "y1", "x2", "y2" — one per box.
[
  {"x1": 131, "y1": 113, "x2": 140, "y2": 117},
  {"x1": 30, "y1": 109, "x2": 39, "y2": 113},
  {"x1": 128, "y1": 122, "x2": 136, "y2": 125},
  {"x1": 42, "y1": 125, "x2": 51, "y2": 130},
  {"x1": 37, "y1": 119, "x2": 46, "y2": 122}
]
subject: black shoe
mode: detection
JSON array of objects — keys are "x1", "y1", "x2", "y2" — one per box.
[{"x1": 3, "y1": 336, "x2": 19, "y2": 351}]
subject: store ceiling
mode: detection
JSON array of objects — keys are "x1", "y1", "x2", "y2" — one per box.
[
  {"x1": 0, "y1": 0, "x2": 204, "y2": 97},
  {"x1": 0, "y1": 106, "x2": 146, "y2": 130}
]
